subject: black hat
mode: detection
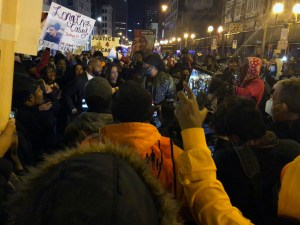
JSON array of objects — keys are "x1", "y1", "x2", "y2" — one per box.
[
  {"x1": 84, "y1": 77, "x2": 112, "y2": 101},
  {"x1": 144, "y1": 54, "x2": 163, "y2": 69},
  {"x1": 112, "y1": 81, "x2": 154, "y2": 122},
  {"x1": 12, "y1": 73, "x2": 39, "y2": 106},
  {"x1": 93, "y1": 51, "x2": 104, "y2": 59}
]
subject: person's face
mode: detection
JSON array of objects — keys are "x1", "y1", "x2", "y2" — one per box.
[
  {"x1": 56, "y1": 59, "x2": 66, "y2": 71},
  {"x1": 46, "y1": 67, "x2": 56, "y2": 83},
  {"x1": 92, "y1": 61, "x2": 102, "y2": 76},
  {"x1": 271, "y1": 82, "x2": 288, "y2": 121},
  {"x1": 75, "y1": 65, "x2": 84, "y2": 76},
  {"x1": 142, "y1": 63, "x2": 157, "y2": 78},
  {"x1": 110, "y1": 66, "x2": 119, "y2": 84},
  {"x1": 31, "y1": 86, "x2": 44, "y2": 106},
  {"x1": 48, "y1": 27, "x2": 57, "y2": 36}
]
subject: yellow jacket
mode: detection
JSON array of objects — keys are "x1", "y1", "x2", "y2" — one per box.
[{"x1": 177, "y1": 128, "x2": 253, "y2": 225}]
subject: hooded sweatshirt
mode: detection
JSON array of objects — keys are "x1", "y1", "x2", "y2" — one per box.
[
  {"x1": 100, "y1": 122, "x2": 183, "y2": 196},
  {"x1": 235, "y1": 57, "x2": 265, "y2": 104}
]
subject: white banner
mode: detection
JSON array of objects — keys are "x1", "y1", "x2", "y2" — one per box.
[
  {"x1": 91, "y1": 36, "x2": 120, "y2": 57},
  {"x1": 39, "y1": 2, "x2": 95, "y2": 52}
]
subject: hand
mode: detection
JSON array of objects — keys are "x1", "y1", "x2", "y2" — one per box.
[
  {"x1": 0, "y1": 119, "x2": 16, "y2": 157},
  {"x1": 174, "y1": 82, "x2": 208, "y2": 130},
  {"x1": 39, "y1": 102, "x2": 52, "y2": 111}
]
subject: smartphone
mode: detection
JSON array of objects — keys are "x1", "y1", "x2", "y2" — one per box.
[{"x1": 153, "y1": 110, "x2": 158, "y2": 118}]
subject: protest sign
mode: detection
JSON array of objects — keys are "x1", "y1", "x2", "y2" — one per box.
[
  {"x1": 91, "y1": 36, "x2": 120, "y2": 57},
  {"x1": 131, "y1": 29, "x2": 156, "y2": 56},
  {"x1": 39, "y1": 2, "x2": 95, "y2": 52}
]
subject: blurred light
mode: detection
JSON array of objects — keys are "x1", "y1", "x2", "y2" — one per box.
[
  {"x1": 282, "y1": 56, "x2": 287, "y2": 62},
  {"x1": 170, "y1": 40, "x2": 173, "y2": 43},
  {"x1": 137, "y1": 22, "x2": 140, "y2": 25},
  {"x1": 293, "y1": 4, "x2": 300, "y2": 14},
  {"x1": 208, "y1": 26, "x2": 214, "y2": 33},
  {"x1": 177, "y1": 37, "x2": 181, "y2": 42},
  {"x1": 126, "y1": 38, "x2": 128, "y2": 40},
  {"x1": 118, "y1": 32, "x2": 122, "y2": 36},
  {"x1": 172, "y1": 37, "x2": 176, "y2": 41},
  {"x1": 162, "y1": 4, "x2": 168, "y2": 12},
  {"x1": 97, "y1": 17, "x2": 102, "y2": 22},
  {"x1": 122, "y1": 36, "x2": 125, "y2": 38},
  {"x1": 165, "y1": 40, "x2": 169, "y2": 44},
  {"x1": 184, "y1": 33, "x2": 189, "y2": 39},
  {"x1": 273, "y1": 3, "x2": 284, "y2": 14},
  {"x1": 104, "y1": 34, "x2": 107, "y2": 37},
  {"x1": 128, "y1": 29, "x2": 132, "y2": 32},
  {"x1": 191, "y1": 33, "x2": 196, "y2": 39},
  {"x1": 160, "y1": 40, "x2": 164, "y2": 44},
  {"x1": 218, "y1": 26, "x2": 224, "y2": 33}
]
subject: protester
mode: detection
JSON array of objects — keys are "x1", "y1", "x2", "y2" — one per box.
[
  {"x1": 267, "y1": 78, "x2": 300, "y2": 143},
  {"x1": 13, "y1": 144, "x2": 182, "y2": 225},
  {"x1": 64, "y1": 77, "x2": 113, "y2": 146},
  {"x1": 104, "y1": 63, "x2": 124, "y2": 88},
  {"x1": 72, "y1": 63, "x2": 84, "y2": 77},
  {"x1": 64, "y1": 58, "x2": 102, "y2": 116},
  {"x1": 12, "y1": 73, "x2": 57, "y2": 166},
  {"x1": 142, "y1": 54, "x2": 176, "y2": 105},
  {"x1": 99, "y1": 81, "x2": 183, "y2": 195},
  {"x1": 174, "y1": 82, "x2": 300, "y2": 225},
  {"x1": 235, "y1": 57, "x2": 265, "y2": 104},
  {"x1": 211, "y1": 96, "x2": 300, "y2": 224}
]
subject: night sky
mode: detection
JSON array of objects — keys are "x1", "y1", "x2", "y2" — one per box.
[{"x1": 128, "y1": 0, "x2": 157, "y2": 36}]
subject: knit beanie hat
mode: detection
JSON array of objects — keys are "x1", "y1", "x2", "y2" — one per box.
[
  {"x1": 111, "y1": 81, "x2": 155, "y2": 122},
  {"x1": 84, "y1": 77, "x2": 112, "y2": 102},
  {"x1": 144, "y1": 54, "x2": 163, "y2": 69}
]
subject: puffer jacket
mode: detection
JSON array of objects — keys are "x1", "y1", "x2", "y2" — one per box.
[
  {"x1": 142, "y1": 71, "x2": 177, "y2": 104},
  {"x1": 100, "y1": 122, "x2": 183, "y2": 196}
]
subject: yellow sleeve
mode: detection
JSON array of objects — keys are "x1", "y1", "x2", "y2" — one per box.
[{"x1": 178, "y1": 128, "x2": 254, "y2": 225}]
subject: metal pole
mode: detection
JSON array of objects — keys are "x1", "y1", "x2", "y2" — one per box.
[{"x1": 261, "y1": 0, "x2": 271, "y2": 58}]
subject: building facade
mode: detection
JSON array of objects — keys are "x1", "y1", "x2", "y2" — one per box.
[
  {"x1": 222, "y1": 0, "x2": 300, "y2": 57},
  {"x1": 56, "y1": 0, "x2": 92, "y2": 17},
  {"x1": 100, "y1": 5, "x2": 113, "y2": 36},
  {"x1": 160, "y1": 0, "x2": 222, "y2": 40}
]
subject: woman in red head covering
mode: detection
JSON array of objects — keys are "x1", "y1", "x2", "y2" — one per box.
[{"x1": 235, "y1": 57, "x2": 265, "y2": 104}]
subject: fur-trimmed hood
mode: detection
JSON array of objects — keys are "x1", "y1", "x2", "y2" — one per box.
[{"x1": 13, "y1": 144, "x2": 183, "y2": 225}]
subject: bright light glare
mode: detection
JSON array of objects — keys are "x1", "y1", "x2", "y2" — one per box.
[
  {"x1": 208, "y1": 26, "x2": 214, "y2": 33},
  {"x1": 191, "y1": 33, "x2": 195, "y2": 39},
  {"x1": 293, "y1": 4, "x2": 300, "y2": 14},
  {"x1": 184, "y1": 33, "x2": 189, "y2": 39},
  {"x1": 218, "y1": 26, "x2": 224, "y2": 33},
  {"x1": 97, "y1": 17, "x2": 102, "y2": 22},
  {"x1": 282, "y1": 56, "x2": 287, "y2": 62},
  {"x1": 177, "y1": 37, "x2": 181, "y2": 42},
  {"x1": 162, "y1": 4, "x2": 168, "y2": 12},
  {"x1": 273, "y1": 3, "x2": 284, "y2": 14}
]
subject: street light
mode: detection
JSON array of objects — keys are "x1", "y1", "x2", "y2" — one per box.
[
  {"x1": 97, "y1": 17, "x2": 102, "y2": 22},
  {"x1": 177, "y1": 37, "x2": 181, "y2": 42},
  {"x1": 273, "y1": 3, "x2": 284, "y2": 14},
  {"x1": 208, "y1": 26, "x2": 214, "y2": 33},
  {"x1": 184, "y1": 33, "x2": 189, "y2": 39},
  {"x1": 218, "y1": 26, "x2": 224, "y2": 33},
  {"x1": 172, "y1": 37, "x2": 176, "y2": 42},
  {"x1": 273, "y1": 3, "x2": 284, "y2": 27},
  {"x1": 293, "y1": 3, "x2": 300, "y2": 22},
  {"x1": 191, "y1": 33, "x2": 195, "y2": 39},
  {"x1": 161, "y1": 4, "x2": 168, "y2": 12}
]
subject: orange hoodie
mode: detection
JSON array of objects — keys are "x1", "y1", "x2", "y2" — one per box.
[{"x1": 100, "y1": 122, "x2": 183, "y2": 195}]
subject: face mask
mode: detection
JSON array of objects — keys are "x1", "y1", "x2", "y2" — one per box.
[{"x1": 265, "y1": 98, "x2": 273, "y2": 116}]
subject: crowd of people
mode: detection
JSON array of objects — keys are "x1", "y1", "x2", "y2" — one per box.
[{"x1": 0, "y1": 46, "x2": 300, "y2": 225}]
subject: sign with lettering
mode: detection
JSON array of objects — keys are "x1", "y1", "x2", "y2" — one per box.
[
  {"x1": 39, "y1": 2, "x2": 95, "y2": 52},
  {"x1": 91, "y1": 36, "x2": 120, "y2": 56}
]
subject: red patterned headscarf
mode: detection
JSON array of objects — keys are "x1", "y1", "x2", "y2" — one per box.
[{"x1": 242, "y1": 57, "x2": 262, "y2": 85}]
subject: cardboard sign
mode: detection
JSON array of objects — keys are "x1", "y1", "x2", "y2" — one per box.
[
  {"x1": 39, "y1": 2, "x2": 95, "y2": 52},
  {"x1": 161, "y1": 44, "x2": 177, "y2": 52},
  {"x1": 277, "y1": 40, "x2": 288, "y2": 50},
  {"x1": 91, "y1": 36, "x2": 120, "y2": 57},
  {"x1": 132, "y1": 29, "x2": 156, "y2": 56}
]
